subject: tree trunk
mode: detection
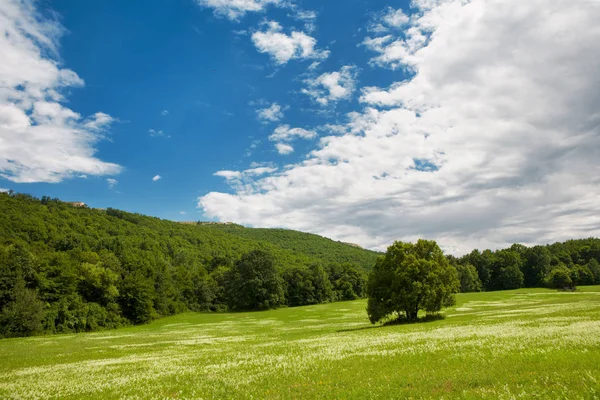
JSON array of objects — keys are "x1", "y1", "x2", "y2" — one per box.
[{"x1": 405, "y1": 307, "x2": 417, "y2": 321}]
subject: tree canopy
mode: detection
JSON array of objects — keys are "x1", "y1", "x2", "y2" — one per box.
[
  {"x1": 226, "y1": 250, "x2": 285, "y2": 311},
  {"x1": 0, "y1": 192, "x2": 373, "y2": 337},
  {"x1": 367, "y1": 240, "x2": 459, "y2": 323}
]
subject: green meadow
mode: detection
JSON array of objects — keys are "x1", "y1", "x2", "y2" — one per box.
[{"x1": 1, "y1": 287, "x2": 600, "y2": 399}]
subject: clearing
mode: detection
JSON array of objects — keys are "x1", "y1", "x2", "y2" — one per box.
[{"x1": 1, "y1": 287, "x2": 600, "y2": 399}]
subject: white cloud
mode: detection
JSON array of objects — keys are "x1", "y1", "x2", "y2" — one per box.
[
  {"x1": 382, "y1": 8, "x2": 409, "y2": 28},
  {"x1": 251, "y1": 21, "x2": 329, "y2": 65},
  {"x1": 152, "y1": 175, "x2": 161, "y2": 181},
  {"x1": 149, "y1": 129, "x2": 166, "y2": 137},
  {"x1": 274, "y1": 143, "x2": 294, "y2": 154},
  {"x1": 269, "y1": 125, "x2": 316, "y2": 142},
  {"x1": 214, "y1": 170, "x2": 242, "y2": 180},
  {"x1": 0, "y1": 1, "x2": 121, "y2": 183},
  {"x1": 249, "y1": 161, "x2": 270, "y2": 168},
  {"x1": 180, "y1": 211, "x2": 186, "y2": 215},
  {"x1": 83, "y1": 112, "x2": 115, "y2": 131},
  {"x1": 268, "y1": 125, "x2": 315, "y2": 154},
  {"x1": 244, "y1": 166, "x2": 278, "y2": 176},
  {"x1": 292, "y1": 9, "x2": 318, "y2": 32},
  {"x1": 214, "y1": 166, "x2": 280, "y2": 193},
  {"x1": 302, "y1": 66, "x2": 358, "y2": 105},
  {"x1": 362, "y1": 30, "x2": 428, "y2": 71},
  {"x1": 195, "y1": 0, "x2": 282, "y2": 21},
  {"x1": 0, "y1": 188, "x2": 9, "y2": 193},
  {"x1": 161, "y1": 110, "x2": 169, "y2": 116},
  {"x1": 256, "y1": 102, "x2": 285, "y2": 122},
  {"x1": 200, "y1": 0, "x2": 600, "y2": 255},
  {"x1": 362, "y1": 4, "x2": 433, "y2": 70},
  {"x1": 369, "y1": 7, "x2": 410, "y2": 33},
  {"x1": 106, "y1": 178, "x2": 117, "y2": 189},
  {"x1": 307, "y1": 61, "x2": 321, "y2": 70}
]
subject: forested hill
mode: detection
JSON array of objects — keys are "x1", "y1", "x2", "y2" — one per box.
[
  {"x1": 0, "y1": 193, "x2": 380, "y2": 270},
  {"x1": 204, "y1": 224, "x2": 379, "y2": 267},
  {"x1": 0, "y1": 192, "x2": 379, "y2": 337}
]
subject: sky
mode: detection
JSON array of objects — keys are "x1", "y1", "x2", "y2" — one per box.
[{"x1": 1, "y1": 0, "x2": 600, "y2": 254}]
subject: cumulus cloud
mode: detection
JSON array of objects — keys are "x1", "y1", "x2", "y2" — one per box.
[
  {"x1": 256, "y1": 102, "x2": 285, "y2": 122},
  {"x1": 275, "y1": 143, "x2": 294, "y2": 155},
  {"x1": 302, "y1": 66, "x2": 358, "y2": 106},
  {"x1": 268, "y1": 125, "x2": 316, "y2": 154},
  {"x1": 161, "y1": 110, "x2": 169, "y2": 116},
  {"x1": 152, "y1": 175, "x2": 161, "y2": 181},
  {"x1": 362, "y1": 3, "x2": 436, "y2": 70},
  {"x1": 0, "y1": 0, "x2": 121, "y2": 183},
  {"x1": 0, "y1": 188, "x2": 9, "y2": 193},
  {"x1": 195, "y1": 0, "x2": 282, "y2": 21},
  {"x1": 214, "y1": 166, "x2": 279, "y2": 192},
  {"x1": 369, "y1": 7, "x2": 410, "y2": 33},
  {"x1": 200, "y1": 0, "x2": 600, "y2": 254},
  {"x1": 251, "y1": 21, "x2": 329, "y2": 65},
  {"x1": 269, "y1": 125, "x2": 316, "y2": 142}
]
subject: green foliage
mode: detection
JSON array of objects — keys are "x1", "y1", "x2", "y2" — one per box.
[
  {"x1": 327, "y1": 263, "x2": 367, "y2": 301},
  {"x1": 0, "y1": 192, "x2": 378, "y2": 336},
  {"x1": 522, "y1": 246, "x2": 551, "y2": 287},
  {"x1": 455, "y1": 263, "x2": 482, "y2": 292},
  {"x1": 545, "y1": 266, "x2": 574, "y2": 290},
  {"x1": 207, "y1": 225, "x2": 380, "y2": 269},
  {"x1": 569, "y1": 264, "x2": 595, "y2": 286},
  {"x1": 118, "y1": 273, "x2": 157, "y2": 324},
  {"x1": 367, "y1": 240, "x2": 459, "y2": 323},
  {"x1": 587, "y1": 259, "x2": 600, "y2": 284},
  {"x1": 78, "y1": 262, "x2": 119, "y2": 305},
  {"x1": 0, "y1": 282, "x2": 46, "y2": 338},
  {"x1": 226, "y1": 250, "x2": 285, "y2": 311},
  {"x1": 308, "y1": 264, "x2": 333, "y2": 304},
  {"x1": 283, "y1": 264, "x2": 335, "y2": 307},
  {"x1": 3, "y1": 191, "x2": 600, "y2": 337},
  {"x1": 490, "y1": 250, "x2": 524, "y2": 290},
  {"x1": 456, "y1": 238, "x2": 600, "y2": 293},
  {"x1": 461, "y1": 249, "x2": 493, "y2": 289},
  {"x1": 283, "y1": 267, "x2": 317, "y2": 307}
]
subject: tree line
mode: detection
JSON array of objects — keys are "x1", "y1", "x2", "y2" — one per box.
[{"x1": 450, "y1": 240, "x2": 600, "y2": 292}]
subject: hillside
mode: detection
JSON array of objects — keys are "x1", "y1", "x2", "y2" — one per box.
[
  {"x1": 205, "y1": 224, "x2": 380, "y2": 268},
  {"x1": 0, "y1": 193, "x2": 379, "y2": 270},
  {"x1": 0, "y1": 192, "x2": 379, "y2": 337}
]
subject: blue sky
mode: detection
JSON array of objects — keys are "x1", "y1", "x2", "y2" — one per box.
[
  {"x1": 1, "y1": 0, "x2": 599, "y2": 253},
  {"x1": 1, "y1": 0, "x2": 406, "y2": 218}
]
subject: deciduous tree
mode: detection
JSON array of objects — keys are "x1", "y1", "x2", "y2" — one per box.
[{"x1": 367, "y1": 240, "x2": 459, "y2": 323}]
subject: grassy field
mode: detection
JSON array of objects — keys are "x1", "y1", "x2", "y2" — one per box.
[{"x1": 1, "y1": 287, "x2": 600, "y2": 399}]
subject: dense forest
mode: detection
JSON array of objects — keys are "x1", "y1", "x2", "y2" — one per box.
[
  {"x1": 450, "y1": 240, "x2": 600, "y2": 293},
  {"x1": 1, "y1": 191, "x2": 600, "y2": 338},
  {"x1": 0, "y1": 192, "x2": 375, "y2": 337}
]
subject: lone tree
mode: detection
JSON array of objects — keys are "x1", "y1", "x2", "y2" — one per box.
[
  {"x1": 226, "y1": 250, "x2": 285, "y2": 311},
  {"x1": 367, "y1": 239, "x2": 459, "y2": 323}
]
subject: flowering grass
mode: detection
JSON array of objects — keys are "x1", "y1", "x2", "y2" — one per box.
[{"x1": 1, "y1": 286, "x2": 600, "y2": 399}]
